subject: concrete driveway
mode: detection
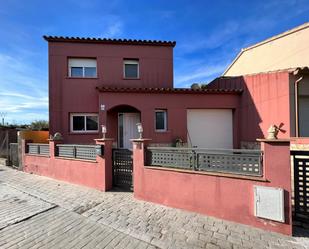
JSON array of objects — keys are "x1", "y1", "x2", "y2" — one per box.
[{"x1": 0, "y1": 165, "x2": 308, "y2": 249}]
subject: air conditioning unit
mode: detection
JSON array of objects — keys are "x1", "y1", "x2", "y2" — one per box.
[{"x1": 254, "y1": 186, "x2": 285, "y2": 223}]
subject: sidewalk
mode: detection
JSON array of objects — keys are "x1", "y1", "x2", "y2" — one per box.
[{"x1": 0, "y1": 165, "x2": 308, "y2": 249}]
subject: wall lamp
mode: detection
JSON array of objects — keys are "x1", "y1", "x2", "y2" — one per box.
[
  {"x1": 101, "y1": 125, "x2": 107, "y2": 139},
  {"x1": 136, "y1": 123, "x2": 143, "y2": 139}
]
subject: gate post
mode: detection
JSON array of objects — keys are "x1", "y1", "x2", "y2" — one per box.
[
  {"x1": 131, "y1": 138, "x2": 151, "y2": 195},
  {"x1": 95, "y1": 138, "x2": 114, "y2": 191}
]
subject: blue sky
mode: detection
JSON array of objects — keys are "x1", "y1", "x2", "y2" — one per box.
[{"x1": 0, "y1": 0, "x2": 308, "y2": 124}]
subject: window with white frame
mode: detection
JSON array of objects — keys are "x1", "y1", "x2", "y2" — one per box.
[
  {"x1": 155, "y1": 110, "x2": 167, "y2": 131},
  {"x1": 70, "y1": 113, "x2": 98, "y2": 132},
  {"x1": 123, "y1": 59, "x2": 139, "y2": 79},
  {"x1": 68, "y1": 58, "x2": 97, "y2": 78}
]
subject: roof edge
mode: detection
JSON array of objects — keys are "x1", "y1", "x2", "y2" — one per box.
[
  {"x1": 95, "y1": 86, "x2": 243, "y2": 94},
  {"x1": 223, "y1": 67, "x2": 309, "y2": 78},
  {"x1": 43, "y1": 35, "x2": 176, "y2": 47},
  {"x1": 222, "y1": 50, "x2": 244, "y2": 76},
  {"x1": 243, "y1": 22, "x2": 309, "y2": 52},
  {"x1": 223, "y1": 22, "x2": 309, "y2": 76}
]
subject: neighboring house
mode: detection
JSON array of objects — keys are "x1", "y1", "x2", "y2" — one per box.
[
  {"x1": 207, "y1": 22, "x2": 309, "y2": 145},
  {"x1": 44, "y1": 36, "x2": 241, "y2": 149},
  {"x1": 223, "y1": 22, "x2": 309, "y2": 77},
  {"x1": 208, "y1": 68, "x2": 309, "y2": 145}
]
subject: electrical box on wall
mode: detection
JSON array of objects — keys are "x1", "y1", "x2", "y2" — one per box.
[{"x1": 254, "y1": 186, "x2": 285, "y2": 223}]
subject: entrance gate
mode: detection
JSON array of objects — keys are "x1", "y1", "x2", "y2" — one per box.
[
  {"x1": 291, "y1": 150, "x2": 309, "y2": 225},
  {"x1": 112, "y1": 149, "x2": 133, "y2": 191}
]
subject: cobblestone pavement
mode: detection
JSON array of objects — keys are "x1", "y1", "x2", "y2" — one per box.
[
  {"x1": 0, "y1": 165, "x2": 309, "y2": 249},
  {"x1": 0, "y1": 208, "x2": 154, "y2": 249},
  {"x1": 0, "y1": 185, "x2": 55, "y2": 230}
]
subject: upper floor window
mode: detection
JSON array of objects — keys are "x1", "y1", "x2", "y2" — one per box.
[
  {"x1": 155, "y1": 109, "x2": 167, "y2": 132},
  {"x1": 70, "y1": 113, "x2": 98, "y2": 133},
  {"x1": 68, "y1": 58, "x2": 97, "y2": 78},
  {"x1": 123, "y1": 59, "x2": 139, "y2": 79}
]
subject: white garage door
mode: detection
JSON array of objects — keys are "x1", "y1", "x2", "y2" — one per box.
[{"x1": 187, "y1": 109, "x2": 233, "y2": 149}]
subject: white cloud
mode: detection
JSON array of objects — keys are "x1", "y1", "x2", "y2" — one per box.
[
  {"x1": 0, "y1": 52, "x2": 48, "y2": 123},
  {"x1": 103, "y1": 20, "x2": 123, "y2": 37},
  {"x1": 175, "y1": 63, "x2": 228, "y2": 87},
  {"x1": 100, "y1": 15, "x2": 123, "y2": 37},
  {"x1": 179, "y1": 21, "x2": 240, "y2": 53}
]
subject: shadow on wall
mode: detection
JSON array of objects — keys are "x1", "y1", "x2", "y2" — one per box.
[{"x1": 207, "y1": 71, "x2": 291, "y2": 148}]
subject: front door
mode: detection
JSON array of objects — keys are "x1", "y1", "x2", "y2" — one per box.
[{"x1": 118, "y1": 113, "x2": 140, "y2": 149}]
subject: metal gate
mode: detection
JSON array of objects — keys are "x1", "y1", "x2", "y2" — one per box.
[
  {"x1": 112, "y1": 149, "x2": 133, "y2": 191},
  {"x1": 9, "y1": 143, "x2": 19, "y2": 167},
  {"x1": 291, "y1": 150, "x2": 309, "y2": 224}
]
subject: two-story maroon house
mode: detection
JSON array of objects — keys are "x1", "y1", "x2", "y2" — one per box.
[{"x1": 44, "y1": 36, "x2": 242, "y2": 149}]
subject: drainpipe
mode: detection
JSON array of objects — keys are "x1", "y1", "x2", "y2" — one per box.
[{"x1": 294, "y1": 75, "x2": 303, "y2": 137}]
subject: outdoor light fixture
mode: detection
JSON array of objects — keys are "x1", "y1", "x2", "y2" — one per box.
[
  {"x1": 101, "y1": 125, "x2": 107, "y2": 139},
  {"x1": 136, "y1": 123, "x2": 143, "y2": 139}
]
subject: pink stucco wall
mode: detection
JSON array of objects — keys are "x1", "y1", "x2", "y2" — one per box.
[
  {"x1": 208, "y1": 71, "x2": 292, "y2": 142},
  {"x1": 48, "y1": 41, "x2": 174, "y2": 139},
  {"x1": 22, "y1": 139, "x2": 113, "y2": 191},
  {"x1": 133, "y1": 140, "x2": 292, "y2": 235},
  {"x1": 99, "y1": 91, "x2": 241, "y2": 147}
]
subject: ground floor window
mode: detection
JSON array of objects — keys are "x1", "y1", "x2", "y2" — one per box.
[
  {"x1": 70, "y1": 113, "x2": 98, "y2": 132},
  {"x1": 155, "y1": 109, "x2": 167, "y2": 131}
]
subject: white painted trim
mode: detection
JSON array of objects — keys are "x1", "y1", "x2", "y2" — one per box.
[
  {"x1": 155, "y1": 109, "x2": 167, "y2": 132},
  {"x1": 68, "y1": 58, "x2": 97, "y2": 78},
  {"x1": 70, "y1": 113, "x2": 99, "y2": 133},
  {"x1": 68, "y1": 58, "x2": 97, "y2": 67}
]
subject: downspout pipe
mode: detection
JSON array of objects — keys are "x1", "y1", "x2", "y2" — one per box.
[{"x1": 294, "y1": 76, "x2": 303, "y2": 137}]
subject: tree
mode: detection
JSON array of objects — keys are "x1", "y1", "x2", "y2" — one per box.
[{"x1": 30, "y1": 120, "x2": 49, "y2": 131}]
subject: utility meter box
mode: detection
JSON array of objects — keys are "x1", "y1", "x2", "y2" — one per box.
[{"x1": 254, "y1": 186, "x2": 285, "y2": 223}]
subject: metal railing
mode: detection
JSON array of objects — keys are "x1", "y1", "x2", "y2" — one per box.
[
  {"x1": 146, "y1": 147, "x2": 263, "y2": 176},
  {"x1": 56, "y1": 144, "x2": 97, "y2": 161},
  {"x1": 27, "y1": 143, "x2": 50, "y2": 156}
]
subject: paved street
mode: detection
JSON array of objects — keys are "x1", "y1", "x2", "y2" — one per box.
[{"x1": 0, "y1": 165, "x2": 308, "y2": 249}]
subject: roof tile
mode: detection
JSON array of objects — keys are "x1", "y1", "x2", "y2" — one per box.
[
  {"x1": 43, "y1": 36, "x2": 176, "y2": 47},
  {"x1": 95, "y1": 86, "x2": 243, "y2": 94}
]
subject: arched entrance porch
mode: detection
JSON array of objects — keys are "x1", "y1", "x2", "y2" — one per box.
[
  {"x1": 107, "y1": 105, "x2": 140, "y2": 191},
  {"x1": 107, "y1": 105, "x2": 141, "y2": 150}
]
